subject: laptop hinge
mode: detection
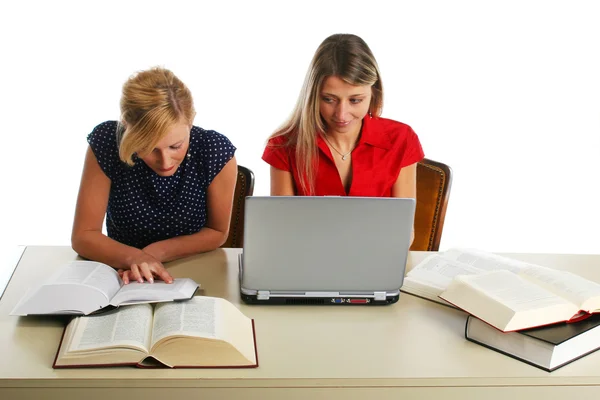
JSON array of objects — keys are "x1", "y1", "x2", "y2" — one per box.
[
  {"x1": 257, "y1": 290, "x2": 270, "y2": 300},
  {"x1": 374, "y1": 291, "x2": 386, "y2": 301}
]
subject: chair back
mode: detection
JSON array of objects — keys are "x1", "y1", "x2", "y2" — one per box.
[
  {"x1": 222, "y1": 165, "x2": 255, "y2": 248},
  {"x1": 410, "y1": 158, "x2": 452, "y2": 251}
]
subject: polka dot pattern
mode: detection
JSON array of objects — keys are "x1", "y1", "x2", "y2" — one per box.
[{"x1": 87, "y1": 121, "x2": 236, "y2": 249}]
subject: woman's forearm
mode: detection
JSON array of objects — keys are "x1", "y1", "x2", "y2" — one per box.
[
  {"x1": 143, "y1": 227, "x2": 228, "y2": 263},
  {"x1": 72, "y1": 230, "x2": 146, "y2": 269}
]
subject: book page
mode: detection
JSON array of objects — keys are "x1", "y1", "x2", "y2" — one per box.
[
  {"x1": 110, "y1": 278, "x2": 198, "y2": 306},
  {"x1": 520, "y1": 265, "x2": 600, "y2": 310},
  {"x1": 151, "y1": 297, "x2": 217, "y2": 346},
  {"x1": 406, "y1": 254, "x2": 484, "y2": 290},
  {"x1": 441, "y1": 270, "x2": 582, "y2": 331},
  {"x1": 402, "y1": 255, "x2": 484, "y2": 305},
  {"x1": 215, "y1": 297, "x2": 256, "y2": 364},
  {"x1": 454, "y1": 271, "x2": 576, "y2": 312},
  {"x1": 68, "y1": 303, "x2": 153, "y2": 353},
  {"x1": 11, "y1": 261, "x2": 122, "y2": 316},
  {"x1": 441, "y1": 249, "x2": 600, "y2": 312},
  {"x1": 149, "y1": 297, "x2": 256, "y2": 367},
  {"x1": 49, "y1": 261, "x2": 122, "y2": 301},
  {"x1": 443, "y1": 248, "x2": 530, "y2": 273}
]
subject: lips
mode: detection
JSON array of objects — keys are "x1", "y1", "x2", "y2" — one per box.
[
  {"x1": 333, "y1": 120, "x2": 351, "y2": 127},
  {"x1": 159, "y1": 165, "x2": 175, "y2": 173}
]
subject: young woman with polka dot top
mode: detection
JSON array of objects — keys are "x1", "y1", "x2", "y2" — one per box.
[{"x1": 72, "y1": 67, "x2": 237, "y2": 284}]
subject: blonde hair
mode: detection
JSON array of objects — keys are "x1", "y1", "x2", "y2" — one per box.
[
  {"x1": 118, "y1": 67, "x2": 195, "y2": 165},
  {"x1": 269, "y1": 33, "x2": 383, "y2": 194}
]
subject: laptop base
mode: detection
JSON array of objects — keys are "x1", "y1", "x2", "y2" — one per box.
[{"x1": 241, "y1": 293, "x2": 399, "y2": 305}]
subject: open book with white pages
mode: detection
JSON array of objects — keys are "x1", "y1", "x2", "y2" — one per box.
[
  {"x1": 53, "y1": 296, "x2": 258, "y2": 369},
  {"x1": 401, "y1": 248, "x2": 527, "y2": 306},
  {"x1": 402, "y1": 248, "x2": 600, "y2": 332},
  {"x1": 11, "y1": 261, "x2": 199, "y2": 316}
]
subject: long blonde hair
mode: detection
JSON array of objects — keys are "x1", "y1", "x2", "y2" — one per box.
[
  {"x1": 269, "y1": 33, "x2": 384, "y2": 194},
  {"x1": 118, "y1": 67, "x2": 195, "y2": 165}
]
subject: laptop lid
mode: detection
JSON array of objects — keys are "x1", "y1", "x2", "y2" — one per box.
[{"x1": 240, "y1": 196, "x2": 415, "y2": 302}]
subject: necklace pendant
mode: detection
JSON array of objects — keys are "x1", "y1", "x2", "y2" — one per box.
[{"x1": 341, "y1": 155, "x2": 347, "y2": 161}]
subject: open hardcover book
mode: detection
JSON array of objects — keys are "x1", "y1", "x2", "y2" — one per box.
[
  {"x1": 401, "y1": 248, "x2": 525, "y2": 306},
  {"x1": 402, "y1": 248, "x2": 600, "y2": 332},
  {"x1": 53, "y1": 296, "x2": 258, "y2": 368},
  {"x1": 11, "y1": 261, "x2": 199, "y2": 316}
]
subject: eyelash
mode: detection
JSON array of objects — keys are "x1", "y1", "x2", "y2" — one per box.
[{"x1": 170, "y1": 145, "x2": 182, "y2": 150}]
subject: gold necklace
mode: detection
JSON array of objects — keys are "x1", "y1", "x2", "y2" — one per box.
[{"x1": 322, "y1": 134, "x2": 354, "y2": 161}]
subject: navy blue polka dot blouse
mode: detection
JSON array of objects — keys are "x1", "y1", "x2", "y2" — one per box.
[{"x1": 87, "y1": 121, "x2": 236, "y2": 249}]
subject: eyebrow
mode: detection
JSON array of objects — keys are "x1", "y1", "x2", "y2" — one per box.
[{"x1": 321, "y1": 92, "x2": 368, "y2": 98}]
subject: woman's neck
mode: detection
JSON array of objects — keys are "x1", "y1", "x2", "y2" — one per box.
[{"x1": 324, "y1": 122, "x2": 362, "y2": 153}]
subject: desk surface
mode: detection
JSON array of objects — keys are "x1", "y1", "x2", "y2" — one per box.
[
  {"x1": 0, "y1": 246, "x2": 24, "y2": 298},
  {"x1": 2, "y1": 247, "x2": 600, "y2": 399}
]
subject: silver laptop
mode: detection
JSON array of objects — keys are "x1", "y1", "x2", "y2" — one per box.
[{"x1": 239, "y1": 196, "x2": 415, "y2": 305}]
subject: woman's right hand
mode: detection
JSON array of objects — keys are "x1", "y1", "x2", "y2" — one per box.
[{"x1": 119, "y1": 252, "x2": 174, "y2": 284}]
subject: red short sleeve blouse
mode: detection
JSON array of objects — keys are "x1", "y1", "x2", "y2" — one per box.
[{"x1": 262, "y1": 116, "x2": 425, "y2": 196}]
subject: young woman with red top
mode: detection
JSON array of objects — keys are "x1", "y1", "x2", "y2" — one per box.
[
  {"x1": 262, "y1": 34, "x2": 425, "y2": 240},
  {"x1": 263, "y1": 33, "x2": 424, "y2": 196}
]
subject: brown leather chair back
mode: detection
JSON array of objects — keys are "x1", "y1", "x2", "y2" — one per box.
[
  {"x1": 410, "y1": 158, "x2": 452, "y2": 251},
  {"x1": 222, "y1": 165, "x2": 255, "y2": 248}
]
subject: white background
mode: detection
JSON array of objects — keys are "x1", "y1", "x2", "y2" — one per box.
[{"x1": 1, "y1": 0, "x2": 599, "y2": 254}]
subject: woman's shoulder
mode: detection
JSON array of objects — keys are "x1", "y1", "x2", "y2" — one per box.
[
  {"x1": 265, "y1": 133, "x2": 292, "y2": 148},
  {"x1": 189, "y1": 126, "x2": 236, "y2": 166},
  {"x1": 90, "y1": 120, "x2": 119, "y2": 136},
  {"x1": 86, "y1": 121, "x2": 122, "y2": 179},
  {"x1": 368, "y1": 117, "x2": 419, "y2": 145},
  {"x1": 190, "y1": 126, "x2": 234, "y2": 150},
  {"x1": 362, "y1": 116, "x2": 422, "y2": 159},
  {"x1": 370, "y1": 116, "x2": 415, "y2": 135},
  {"x1": 87, "y1": 120, "x2": 119, "y2": 149}
]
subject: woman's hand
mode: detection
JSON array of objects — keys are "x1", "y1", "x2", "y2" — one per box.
[{"x1": 118, "y1": 251, "x2": 173, "y2": 284}]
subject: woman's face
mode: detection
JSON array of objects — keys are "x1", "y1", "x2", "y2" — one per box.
[
  {"x1": 140, "y1": 120, "x2": 191, "y2": 177},
  {"x1": 319, "y1": 75, "x2": 372, "y2": 136}
]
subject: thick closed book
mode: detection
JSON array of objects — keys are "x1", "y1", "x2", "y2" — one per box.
[
  {"x1": 11, "y1": 261, "x2": 199, "y2": 316},
  {"x1": 53, "y1": 296, "x2": 258, "y2": 369},
  {"x1": 465, "y1": 314, "x2": 600, "y2": 372}
]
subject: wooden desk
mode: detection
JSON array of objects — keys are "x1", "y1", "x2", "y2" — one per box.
[{"x1": 2, "y1": 247, "x2": 600, "y2": 399}]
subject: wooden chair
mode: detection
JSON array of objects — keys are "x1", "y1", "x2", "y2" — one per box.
[
  {"x1": 222, "y1": 165, "x2": 255, "y2": 248},
  {"x1": 410, "y1": 158, "x2": 453, "y2": 251}
]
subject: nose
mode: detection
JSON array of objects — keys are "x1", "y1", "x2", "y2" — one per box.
[
  {"x1": 334, "y1": 102, "x2": 348, "y2": 121},
  {"x1": 157, "y1": 151, "x2": 170, "y2": 167}
]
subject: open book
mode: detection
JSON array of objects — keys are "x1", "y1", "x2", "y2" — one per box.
[
  {"x1": 53, "y1": 296, "x2": 258, "y2": 368},
  {"x1": 402, "y1": 248, "x2": 524, "y2": 306},
  {"x1": 403, "y1": 248, "x2": 600, "y2": 332},
  {"x1": 11, "y1": 261, "x2": 199, "y2": 316}
]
